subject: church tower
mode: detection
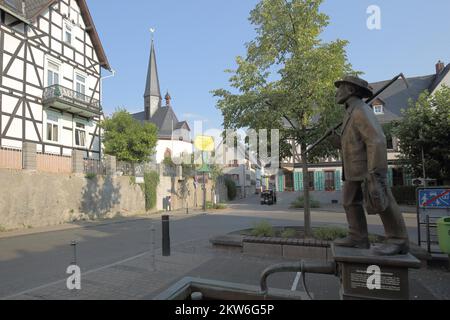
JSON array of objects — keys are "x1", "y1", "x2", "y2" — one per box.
[{"x1": 144, "y1": 39, "x2": 162, "y2": 120}]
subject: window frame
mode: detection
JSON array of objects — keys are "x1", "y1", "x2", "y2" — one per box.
[
  {"x1": 46, "y1": 60, "x2": 60, "y2": 87},
  {"x1": 45, "y1": 112, "x2": 60, "y2": 143},
  {"x1": 75, "y1": 122, "x2": 87, "y2": 147},
  {"x1": 373, "y1": 104, "x2": 384, "y2": 115},
  {"x1": 75, "y1": 73, "x2": 87, "y2": 100},
  {"x1": 64, "y1": 21, "x2": 73, "y2": 46}
]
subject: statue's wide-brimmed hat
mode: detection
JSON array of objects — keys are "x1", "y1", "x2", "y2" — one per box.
[{"x1": 335, "y1": 75, "x2": 374, "y2": 98}]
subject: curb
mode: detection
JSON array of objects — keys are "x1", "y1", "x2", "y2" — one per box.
[{"x1": 0, "y1": 209, "x2": 210, "y2": 240}]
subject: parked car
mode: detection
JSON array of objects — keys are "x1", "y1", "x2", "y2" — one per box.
[{"x1": 261, "y1": 189, "x2": 277, "y2": 205}]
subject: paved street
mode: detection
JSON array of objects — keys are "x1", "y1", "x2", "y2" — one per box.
[{"x1": 0, "y1": 192, "x2": 448, "y2": 300}]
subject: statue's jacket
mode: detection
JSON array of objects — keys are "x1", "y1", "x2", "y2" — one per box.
[{"x1": 341, "y1": 97, "x2": 388, "y2": 182}]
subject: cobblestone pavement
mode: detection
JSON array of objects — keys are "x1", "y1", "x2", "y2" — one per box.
[
  {"x1": 1, "y1": 193, "x2": 448, "y2": 300},
  {"x1": 4, "y1": 236, "x2": 448, "y2": 300}
]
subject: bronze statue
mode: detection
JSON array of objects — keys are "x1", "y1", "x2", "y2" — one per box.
[{"x1": 332, "y1": 75, "x2": 409, "y2": 256}]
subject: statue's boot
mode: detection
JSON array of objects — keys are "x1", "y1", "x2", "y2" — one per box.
[
  {"x1": 334, "y1": 202, "x2": 370, "y2": 250},
  {"x1": 334, "y1": 236, "x2": 370, "y2": 249},
  {"x1": 372, "y1": 189, "x2": 410, "y2": 256},
  {"x1": 372, "y1": 240, "x2": 409, "y2": 256}
]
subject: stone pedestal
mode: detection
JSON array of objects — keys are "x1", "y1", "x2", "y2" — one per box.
[
  {"x1": 22, "y1": 142, "x2": 37, "y2": 171},
  {"x1": 72, "y1": 150, "x2": 84, "y2": 174},
  {"x1": 332, "y1": 244, "x2": 421, "y2": 300}
]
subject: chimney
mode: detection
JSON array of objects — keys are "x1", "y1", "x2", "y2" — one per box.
[
  {"x1": 436, "y1": 60, "x2": 445, "y2": 75},
  {"x1": 165, "y1": 91, "x2": 171, "y2": 107}
]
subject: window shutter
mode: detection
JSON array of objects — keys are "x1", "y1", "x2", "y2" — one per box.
[
  {"x1": 298, "y1": 172, "x2": 304, "y2": 191},
  {"x1": 314, "y1": 171, "x2": 325, "y2": 191},
  {"x1": 388, "y1": 168, "x2": 394, "y2": 187},
  {"x1": 335, "y1": 170, "x2": 342, "y2": 191}
]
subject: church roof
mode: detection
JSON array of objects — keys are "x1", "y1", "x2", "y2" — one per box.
[
  {"x1": 0, "y1": 0, "x2": 111, "y2": 70},
  {"x1": 144, "y1": 40, "x2": 161, "y2": 98},
  {"x1": 133, "y1": 106, "x2": 189, "y2": 138}
]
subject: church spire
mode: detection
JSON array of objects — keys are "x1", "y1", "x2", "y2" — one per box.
[{"x1": 144, "y1": 35, "x2": 162, "y2": 120}]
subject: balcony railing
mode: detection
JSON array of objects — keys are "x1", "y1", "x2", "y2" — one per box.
[{"x1": 43, "y1": 85, "x2": 101, "y2": 117}]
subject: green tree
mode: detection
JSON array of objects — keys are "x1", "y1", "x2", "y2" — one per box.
[
  {"x1": 212, "y1": 0, "x2": 353, "y2": 236},
  {"x1": 393, "y1": 86, "x2": 450, "y2": 183},
  {"x1": 101, "y1": 109, "x2": 158, "y2": 163}
]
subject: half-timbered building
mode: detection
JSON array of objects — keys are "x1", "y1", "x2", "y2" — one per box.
[{"x1": 0, "y1": 0, "x2": 110, "y2": 159}]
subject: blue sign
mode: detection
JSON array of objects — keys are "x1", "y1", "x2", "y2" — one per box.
[{"x1": 418, "y1": 189, "x2": 450, "y2": 209}]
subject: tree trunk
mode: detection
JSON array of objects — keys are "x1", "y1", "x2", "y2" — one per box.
[{"x1": 301, "y1": 142, "x2": 312, "y2": 238}]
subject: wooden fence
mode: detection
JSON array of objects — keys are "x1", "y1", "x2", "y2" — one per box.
[
  {"x1": 37, "y1": 152, "x2": 72, "y2": 174},
  {"x1": 0, "y1": 147, "x2": 22, "y2": 170}
]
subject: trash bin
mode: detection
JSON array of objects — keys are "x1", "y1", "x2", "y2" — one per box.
[{"x1": 437, "y1": 217, "x2": 450, "y2": 254}]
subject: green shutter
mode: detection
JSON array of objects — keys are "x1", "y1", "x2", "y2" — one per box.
[
  {"x1": 315, "y1": 171, "x2": 325, "y2": 191},
  {"x1": 294, "y1": 172, "x2": 301, "y2": 191},
  {"x1": 387, "y1": 168, "x2": 394, "y2": 187},
  {"x1": 278, "y1": 175, "x2": 284, "y2": 192},
  {"x1": 299, "y1": 172, "x2": 304, "y2": 191},
  {"x1": 335, "y1": 170, "x2": 342, "y2": 191}
]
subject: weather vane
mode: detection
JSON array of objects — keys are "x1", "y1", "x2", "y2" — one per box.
[{"x1": 150, "y1": 28, "x2": 156, "y2": 41}]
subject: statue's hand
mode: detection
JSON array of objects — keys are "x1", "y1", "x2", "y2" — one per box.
[{"x1": 329, "y1": 130, "x2": 342, "y2": 149}]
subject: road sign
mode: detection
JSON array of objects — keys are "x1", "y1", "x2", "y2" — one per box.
[
  {"x1": 417, "y1": 187, "x2": 450, "y2": 254},
  {"x1": 418, "y1": 188, "x2": 450, "y2": 209}
]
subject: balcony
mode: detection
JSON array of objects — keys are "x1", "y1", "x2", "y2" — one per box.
[{"x1": 43, "y1": 85, "x2": 102, "y2": 118}]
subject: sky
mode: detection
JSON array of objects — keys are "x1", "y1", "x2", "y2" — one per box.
[{"x1": 87, "y1": 0, "x2": 450, "y2": 132}]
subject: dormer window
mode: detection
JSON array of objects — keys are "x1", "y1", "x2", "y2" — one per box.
[
  {"x1": 64, "y1": 23, "x2": 73, "y2": 45},
  {"x1": 373, "y1": 104, "x2": 384, "y2": 115}
]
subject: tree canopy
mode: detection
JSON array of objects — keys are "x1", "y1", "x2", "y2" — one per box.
[
  {"x1": 101, "y1": 109, "x2": 158, "y2": 163},
  {"x1": 393, "y1": 86, "x2": 450, "y2": 183},
  {"x1": 212, "y1": 0, "x2": 354, "y2": 161}
]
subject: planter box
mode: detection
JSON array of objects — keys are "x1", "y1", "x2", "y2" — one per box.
[{"x1": 243, "y1": 236, "x2": 331, "y2": 260}]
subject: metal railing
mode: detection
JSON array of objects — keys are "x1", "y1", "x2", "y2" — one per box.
[
  {"x1": 84, "y1": 158, "x2": 106, "y2": 175},
  {"x1": 43, "y1": 85, "x2": 101, "y2": 112}
]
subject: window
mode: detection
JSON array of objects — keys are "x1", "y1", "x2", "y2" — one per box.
[
  {"x1": 75, "y1": 122, "x2": 86, "y2": 147},
  {"x1": 64, "y1": 23, "x2": 73, "y2": 45},
  {"x1": 308, "y1": 172, "x2": 315, "y2": 191},
  {"x1": 325, "y1": 171, "x2": 336, "y2": 191},
  {"x1": 47, "y1": 61, "x2": 60, "y2": 87},
  {"x1": 75, "y1": 74, "x2": 86, "y2": 100},
  {"x1": 46, "y1": 113, "x2": 59, "y2": 142},
  {"x1": 373, "y1": 105, "x2": 384, "y2": 115}
]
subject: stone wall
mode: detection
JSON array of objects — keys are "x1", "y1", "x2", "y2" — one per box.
[
  {"x1": 156, "y1": 176, "x2": 228, "y2": 211},
  {"x1": 0, "y1": 169, "x2": 146, "y2": 230}
]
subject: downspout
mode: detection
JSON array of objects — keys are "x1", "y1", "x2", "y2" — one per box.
[{"x1": 99, "y1": 68, "x2": 116, "y2": 159}]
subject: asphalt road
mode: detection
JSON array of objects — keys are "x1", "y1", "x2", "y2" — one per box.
[{"x1": 0, "y1": 192, "x2": 420, "y2": 298}]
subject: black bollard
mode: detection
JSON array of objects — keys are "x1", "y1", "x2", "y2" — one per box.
[
  {"x1": 71, "y1": 241, "x2": 77, "y2": 265},
  {"x1": 162, "y1": 215, "x2": 171, "y2": 257}
]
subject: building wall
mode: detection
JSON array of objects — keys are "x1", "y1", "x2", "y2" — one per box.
[
  {"x1": 155, "y1": 139, "x2": 193, "y2": 164},
  {"x1": 0, "y1": 0, "x2": 102, "y2": 157},
  {"x1": 432, "y1": 71, "x2": 450, "y2": 94}
]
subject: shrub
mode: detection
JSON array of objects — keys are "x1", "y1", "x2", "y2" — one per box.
[
  {"x1": 144, "y1": 171, "x2": 159, "y2": 210},
  {"x1": 85, "y1": 173, "x2": 97, "y2": 180},
  {"x1": 313, "y1": 226, "x2": 348, "y2": 241},
  {"x1": 281, "y1": 228, "x2": 297, "y2": 239},
  {"x1": 290, "y1": 196, "x2": 320, "y2": 209},
  {"x1": 206, "y1": 201, "x2": 228, "y2": 210},
  {"x1": 225, "y1": 178, "x2": 237, "y2": 201},
  {"x1": 251, "y1": 221, "x2": 275, "y2": 237}
]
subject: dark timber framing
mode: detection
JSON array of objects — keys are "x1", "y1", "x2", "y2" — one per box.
[{"x1": 0, "y1": 0, "x2": 106, "y2": 158}]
